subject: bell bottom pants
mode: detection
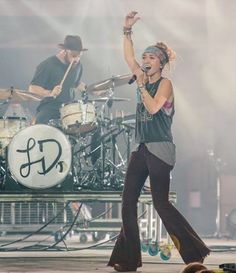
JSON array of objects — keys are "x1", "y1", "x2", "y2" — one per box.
[{"x1": 108, "y1": 144, "x2": 210, "y2": 268}]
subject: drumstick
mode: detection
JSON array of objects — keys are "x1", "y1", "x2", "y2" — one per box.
[{"x1": 59, "y1": 59, "x2": 75, "y2": 87}]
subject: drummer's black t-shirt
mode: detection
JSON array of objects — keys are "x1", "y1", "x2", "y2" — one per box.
[{"x1": 31, "y1": 55, "x2": 83, "y2": 115}]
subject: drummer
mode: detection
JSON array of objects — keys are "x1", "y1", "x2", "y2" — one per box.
[{"x1": 29, "y1": 35, "x2": 87, "y2": 124}]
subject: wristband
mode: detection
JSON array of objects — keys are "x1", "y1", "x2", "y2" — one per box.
[{"x1": 123, "y1": 26, "x2": 132, "y2": 35}]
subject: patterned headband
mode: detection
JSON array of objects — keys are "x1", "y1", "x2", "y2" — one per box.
[{"x1": 143, "y1": 46, "x2": 169, "y2": 66}]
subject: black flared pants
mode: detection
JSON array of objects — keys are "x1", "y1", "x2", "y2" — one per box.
[{"x1": 108, "y1": 144, "x2": 210, "y2": 268}]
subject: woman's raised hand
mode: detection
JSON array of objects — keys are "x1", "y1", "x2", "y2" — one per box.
[{"x1": 124, "y1": 11, "x2": 140, "y2": 28}]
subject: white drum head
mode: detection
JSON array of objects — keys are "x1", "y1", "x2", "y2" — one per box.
[{"x1": 7, "y1": 124, "x2": 72, "y2": 189}]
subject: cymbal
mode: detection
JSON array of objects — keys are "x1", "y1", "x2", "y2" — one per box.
[
  {"x1": 91, "y1": 97, "x2": 130, "y2": 102},
  {"x1": 0, "y1": 88, "x2": 42, "y2": 102},
  {"x1": 86, "y1": 74, "x2": 132, "y2": 93}
]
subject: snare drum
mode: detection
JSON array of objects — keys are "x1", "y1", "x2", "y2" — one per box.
[
  {"x1": 60, "y1": 101, "x2": 96, "y2": 135},
  {"x1": 0, "y1": 117, "x2": 27, "y2": 157},
  {"x1": 7, "y1": 124, "x2": 72, "y2": 189}
]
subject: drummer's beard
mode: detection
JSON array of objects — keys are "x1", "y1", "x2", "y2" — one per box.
[{"x1": 64, "y1": 52, "x2": 79, "y2": 66}]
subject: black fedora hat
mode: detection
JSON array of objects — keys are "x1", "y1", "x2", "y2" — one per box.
[{"x1": 58, "y1": 35, "x2": 88, "y2": 51}]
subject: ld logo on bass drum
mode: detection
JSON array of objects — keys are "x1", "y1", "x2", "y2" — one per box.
[{"x1": 7, "y1": 124, "x2": 72, "y2": 189}]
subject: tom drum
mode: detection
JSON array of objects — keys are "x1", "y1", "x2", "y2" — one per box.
[{"x1": 60, "y1": 101, "x2": 96, "y2": 135}]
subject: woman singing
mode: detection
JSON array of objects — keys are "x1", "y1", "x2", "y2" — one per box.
[{"x1": 108, "y1": 11, "x2": 210, "y2": 272}]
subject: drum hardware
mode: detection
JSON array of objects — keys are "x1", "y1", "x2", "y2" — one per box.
[
  {"x1": 109, "y1": 128, "x2": 126, "y2": 175},
  {"x1": 0, "y1": 146, "x2": 23, "y2": 191},
  {"x1": 73, "y1": 127, "x2": 119, "y2": 157},
  {"x1": 7, "y1": 124, "x2": 72, "y2": 190},
  {"x1": 0, "y1": 118, "x2": 134, "y2": 192},
  {"x1": 86, "y1": 74, "x2": 130, "y2": 129},
  {"x1": 86, "y1": 74, "x2": 132, "y2": 94},
  {"x1": 91, "y1": 96, "x2": 130, "y2": 111},
  {"x1": 71, "y1": 123, "x2": 132, "y2": 191},
  {"x1": 0, "y1": 100, "x2": 135, "y2": 192},
  {"x1": 100, "y1": 119, "x2": 135, "y2": 190},
  {"x1": 81, "y1": 91, "x2": 89, "y2": 104},
  {"x1": 59, "y1": 73, "x2": 131, "y2": 137},
  {"x1": 92, "y1": 89, "x2": 116, "y2": 181},
  {"x1": 60, "y1": 100, "x2": 97, "y2": 136},
  {"x1": 0, "y1": 116, "x2": 28, "y2": 158},
  {"x1": 91, "y1": 97, "x2": 130, "y2": 103},
  {"x1": 0, "y1": 156, "x2": 7, "y2": 189},
  {"x1": 72, "y1": 126, "x2": 119, "y2": 186},
  {"x1": 112, "y1": 113, "x2": 136, "y2": 125},
  {"x1": 0, "y1": 87, "x2": 42, "y2": 102},
  {"x1": 0, "y1": 99, "x2": 10, "y2": 107},
  {"x1": 0, "y1": 73, "x2": 136, "y2": 192},
  {"x1": 108, "y1": 114, "x2": 135, "y2": 163},
  {"x1": 47, "y1": 118, "x2": 62, "y2": 130},
  {"x1": 68, "y1": 93, "x2": 136, "y2": 191},
  {"x1": 89, "y1": 77, "x2": 127, "y2": 136}
]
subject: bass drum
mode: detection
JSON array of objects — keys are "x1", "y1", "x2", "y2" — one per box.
[{"x1": 7, "y1": 124, "x2": 72, "y2": 189}]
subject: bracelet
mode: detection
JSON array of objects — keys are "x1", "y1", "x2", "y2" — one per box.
[{"x1": 123, "y1": 26, "x2": 132, "y2": 35}]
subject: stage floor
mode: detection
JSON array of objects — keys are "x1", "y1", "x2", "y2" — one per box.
[{"x1": 0, "y1": 238, "x2": 235, "y2": 273}]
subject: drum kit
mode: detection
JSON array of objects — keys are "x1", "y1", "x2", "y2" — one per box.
[{"x1": 0, "y1": 74, "x2": 135, "y2": 192}]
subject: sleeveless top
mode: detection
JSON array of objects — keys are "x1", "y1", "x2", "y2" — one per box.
[{"x1": 134, "y1": 77, "x2": 176, "y2": 166}]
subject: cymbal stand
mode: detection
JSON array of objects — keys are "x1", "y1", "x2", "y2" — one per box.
[
  {"x1": 99, "y1": 107, "x2": 106, "y2": 181},
  {"x1": 71, "y1": 135, "x2": 98, "y2": 190},
  {"x1": 100, "y1": 127, "x2": 127, "y2": 190},
  {"x1": 104, "y1": 122, "x2": 135, "y2": 189},
  {"x1": 95, "y1": 82, "x2": 115, "y2": 181}
]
